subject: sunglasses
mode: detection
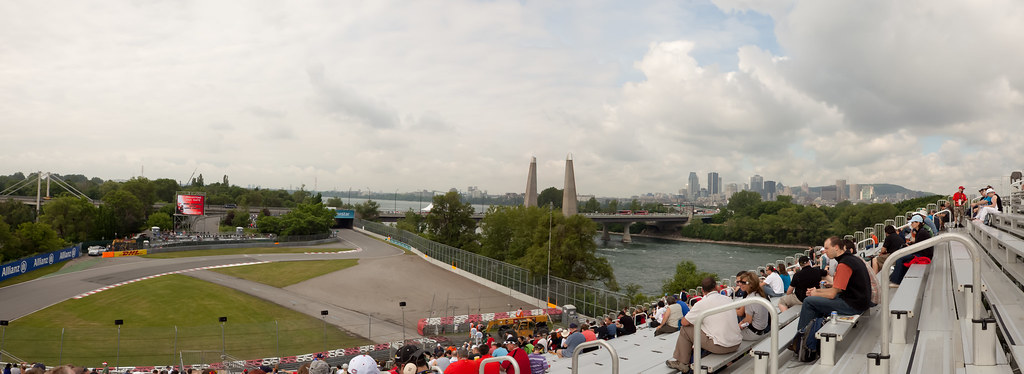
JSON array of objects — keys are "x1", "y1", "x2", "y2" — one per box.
[{"x1": 736, "y1": 280, "x2": 749, "y2": 285}]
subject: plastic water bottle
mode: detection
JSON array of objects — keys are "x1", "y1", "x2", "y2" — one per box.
[
  {"x1": 820, "y1": 280, "x2": 827, "y2": 289},
  {"x1": 831, "y1": 311, "x2": 837, "y2": 325}
]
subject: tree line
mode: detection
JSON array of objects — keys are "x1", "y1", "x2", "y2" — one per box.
[{"x1": 0, "y1": 172, "x2": 338, "y2": 264}]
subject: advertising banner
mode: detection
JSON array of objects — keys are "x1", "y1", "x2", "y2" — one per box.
[
  {"x1": 335, "y1": 209, "x2": 355, "y2": 219},
  {"x1": 0, "y1": 245, "x2": 81, "y2": 282},
  {"x1": 102, "y1": 249, "x2": 148, "y2": 258},
  {"x1": 176, "y1": 194, "x2": 206, "y2": 215}
]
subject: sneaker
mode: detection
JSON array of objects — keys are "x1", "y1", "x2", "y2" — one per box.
[
  {"x1": 889, "y1": 283, "x2": 900, "y2": 288},
  {"x1": 665, "y1": 360, "x2": 690, "y2": 372}
]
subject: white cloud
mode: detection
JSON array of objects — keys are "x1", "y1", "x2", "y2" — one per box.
[{"x1": 0, "y1": 0, "x2": 1022, "y2": 197}]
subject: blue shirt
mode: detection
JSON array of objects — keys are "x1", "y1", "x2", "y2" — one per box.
[
  {"x1": 780, "y1": 273, "x2": 792, "y2": 293},
  {"x1": 676, "y1": 300, "x2": 691, "y2": 315},
  {"x1": 562, "y1": 332, "x2": 586, "y2": 356}
]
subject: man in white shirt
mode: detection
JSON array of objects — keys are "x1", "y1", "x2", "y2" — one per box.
[
  {"x1": 666, "y1": 277, "x2": 743, "y2": 374},
  {"x1": 761, "y1": 265, "x2": 785, "y2": 297}
]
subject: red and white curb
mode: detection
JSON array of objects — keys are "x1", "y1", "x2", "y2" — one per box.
[
  {"x1": 304, "y1": 247, "x2": 362, "y2": 254},
  {"x1": 72, "y1": 261, "x2": 271, "y2": 299}
]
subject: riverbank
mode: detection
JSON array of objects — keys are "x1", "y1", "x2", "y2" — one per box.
[{"x1": 617, "y1": 231, "x2": 810, "y2": 250}]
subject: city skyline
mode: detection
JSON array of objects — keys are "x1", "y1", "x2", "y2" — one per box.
[{"x1": 2, "y1": 1, "x2": 1021, "y2": 197}]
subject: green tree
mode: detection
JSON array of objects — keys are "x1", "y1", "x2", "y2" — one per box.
[
  {"x1": 727, "y1": 191, "x2": 762, "y2": 217},
  {"x1": 146, "y1": 212, "x2": 173, "y2": 231},
  {"x1": 582, "y1": 197, "x2": 601, "y2": 213},
  {"x1": 518, "y1": 213, "x2": 617, "y2": 289},
  {"x1": 396, "y1": 209, "x2": 427, "y2": 234},
  {"x1": 605, "y1": 199, "x2": 619, "y2": 213},
  {"x1": 191, "y1": 174, "x2": 205, "y2": 187},
  {"x1": 231, "y1": 208, "x2": 252, "y2": 228},
  {"x1": 0, "y1": 219, "x2": 14, "y2": 263},
  {"x1": 661, "y1": 260, "x2": 717, "y2": 295},
  {"x1": 152, "y1": 178, "x2": 180, "y2": 203},
  {"x1": 0, "y1": 198, "x2": 36, "y2": 227},
  {"x1": 538, "y1": 187, "x2": 563, "y2": 209},
  {"x1": 121, "y1": 177, "x2": 157, "y2": 211},
  {"x1": 103, "y1": 189, "x2": 146, "y2": 235},
  {"x1": 425, "y1": 191, "x2": 479, "y2": 251},
  {"x1": 8, "y1": 222, "x2": 66, "y2": 260},
  {"x1": 277, "y1": 202, "x2": 335, "y2": 236},
  {"x1": 355, "y1": 200, "x2": 381, "y2": 221},
  {"x1": 480, "y1": 205, "x2": 547, "y2": 260},
  {"x1": 39, "y1": 196, "x2": 98, "y2": 242}
]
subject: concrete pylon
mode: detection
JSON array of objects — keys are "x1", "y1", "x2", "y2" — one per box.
[
  {"x1": 562, "y1": 154, "x2": 578, "y2": 216},
  {"x1": 525, "y1": 156, "x2": 538, "y2": 207}
]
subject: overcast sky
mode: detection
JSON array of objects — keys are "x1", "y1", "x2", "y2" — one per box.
[{"x1": 2, "y1": 0, "x2": 1022, "y2": 197}]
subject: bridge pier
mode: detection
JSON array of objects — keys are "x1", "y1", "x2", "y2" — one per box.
[
  {"x1": 601, "y1": 223, "x2": 610, "y2": 241},
  {"x1": 622, "y1": 222, "x2": 632, "y2": 243}
]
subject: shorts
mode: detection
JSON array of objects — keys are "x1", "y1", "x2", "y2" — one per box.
[{"x1": 778, "y1": 293, "x2": 802, "y2": 308}]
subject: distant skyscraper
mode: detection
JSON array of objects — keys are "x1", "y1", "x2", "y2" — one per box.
[
  {"x1": 750, "y1": 174, "x2": 764, "y2": 198},
  {"x1": 707, "y1": 172, "x2": 720, "y2": 195},
  {"x1": 849, "y1": 184, "x2": 861, "y2": 201},
  {"x1": 562, "y1": 154, "x2": 578, "y2": 216},
  {"x1": 836, "y1": 179, "x2": 848, "y2": 201},
  {"x1": 725, "y1": 183, "x2": 738, "y2": 199},
  {"x1": 688, "y1": 172, "x2": 700, "y2": 200},
  {"x1": 764, "y1": 180, "x2": 777, "y2": 200},
  {"x1": 524, "y1": 157, "x2": 538, "y2": 207},
  {"x1": 801, "y1": 182, "x2": 810, "y2": 194}
]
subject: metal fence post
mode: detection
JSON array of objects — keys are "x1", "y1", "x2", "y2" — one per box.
[{"x1": 59, "y1": 328, "x2": 64, "y2": 364}]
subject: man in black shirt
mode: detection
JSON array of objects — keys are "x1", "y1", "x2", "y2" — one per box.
[{"x1": 778, "y1": 256, "x2": 828, "y2": 312}]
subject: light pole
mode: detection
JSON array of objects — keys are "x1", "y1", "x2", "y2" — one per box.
[
  {"x1": 547, "y1": 203, "x2": 553, "y2": 306},
  {"x1": 399, "y1": 301, "x2": 407, "y2": 342},
  {"x1": 395, "y1": 189, "x2": 399, "y2": 213},
  {"x1": 320, "y1": 310, "x2": 328, "y2": 353},
  {"x1": 219, "y1": 316, "x2": 227, "y2": 354},
  {"x1": 114, "y1": 319, "x2": 123, "y2": 368}
]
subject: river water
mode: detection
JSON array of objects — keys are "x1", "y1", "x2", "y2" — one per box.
[{"x1": 596, "y1": 235, "x2": 802, "y2": 296}]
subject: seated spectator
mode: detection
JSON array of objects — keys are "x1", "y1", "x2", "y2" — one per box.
[
  {"x1": 441, "y1": 348, "x2": 477, "y2": 374},
  {"x1": 556, "y1": 324, "x2": 585, "y2": 358},
  {"x1": 974, "y1": 188, "x2": 1002, "y2": 224},
  {"x1": 665, "y1": 277, "x2": 742, "y2": 373},
  {"x1": 597, "y1": 316, "x2": 617, "y2": 340},
  {"x1": 650, "y1": 300, "x2": 666, "y2": 328},
  {"x1": 872, "y1": 225, "x2": 904, "y2": 273},
  {"x1": 617, "y1": 310, "x2": 636, "y2": 336},
  {"x1": 501, "y1": 337, "x2": 532, "y2": 374},
  {"x1": 391, "y1": 345, "x2": 429, "y2": 374},
  {"x1": 346, "y1": 355, "x2": 380, "y2": 374},
  {"x1": 761, "y1": 265, "x2": 785, "y2": 297},
  {"x1": 654, "y1": 295, "x2": 684, "y2": 336},
  {"x1": 890, "y1": 216, "x2": 933, "y2": 286},
  {"x1": 779, "y1": 256, "x2": 828, "y2": 312},
  {"x1": 580, "y1": 323, "x2": 597, "y2": 341},
  {"x1": 795, "y1": 236, "x2": 872, "y2": 337},
  {"x1": 736, "y1": 271, "x2": 772, "y2": 340}
]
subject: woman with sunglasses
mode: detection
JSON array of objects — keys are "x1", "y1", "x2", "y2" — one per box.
[{"x1": 735, "y1": 271, "x2": 772, "y2": 340}]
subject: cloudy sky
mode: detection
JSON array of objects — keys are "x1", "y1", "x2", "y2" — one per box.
[{"x1": 2, "y1": 0, "x2": 1022, "y2": 197}]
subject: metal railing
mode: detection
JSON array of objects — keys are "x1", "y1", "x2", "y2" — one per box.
[
  {"x1": 870, "y1": 233, "x2": 992, "y2": 374},
  {"x1": 693, "y1": 297, "x2": 779, "y2": 374},
  {"x1": 570, "y1": 340, "x2": 619, "y2": 374},
  {"x1": 355, "y1": 219, "x2": 628, "y2": 318}
]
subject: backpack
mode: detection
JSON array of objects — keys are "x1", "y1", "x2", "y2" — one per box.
[{"x1": 787, "y1": 317, "x2": 825, "y2": 362}]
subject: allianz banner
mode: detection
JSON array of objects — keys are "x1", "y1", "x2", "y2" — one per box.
[{"x1": 0, "y1": 245, "x2": 81, "y2": 282}]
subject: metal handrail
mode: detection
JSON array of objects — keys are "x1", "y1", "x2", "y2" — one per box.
[
  {"x1": 875, "y1": 233, "x2": 988, "y2": 369},
  {"x1": 478, "y1": 356, "x2": 519, "y2": 374},
  {"x1": 693, "y1": 297, "x2": 779, "y2": 374},
  {"x1": 570, "y1": 339, "x2": 619, "y2": 374}
]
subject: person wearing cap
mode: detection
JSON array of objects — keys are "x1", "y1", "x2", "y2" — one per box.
[
  {"x1": 872, "y1": 225, "x2": 905, "y2": 273},
  {"x1": 556, "y1": 324, "x2": 585, "y2": 358},
  {"x1": 500, "y1": 336, "x2": 532, "y2": 374},
  {"x1": 953, "y1": 186, "x2": 968, "y2": 227},
  {"x1": 778, "y1": 256, "x2": 828, "y2": 312},
  {"x1": 442, "y1": 348, "x2": 478, "y2": 374},
  {"x1": 309, "y1": 354, "x2": 330, "y2": 374},
  {"x1": 346, "y1": 355, "x2": 379, "y2": 374},
  {"x1": 974, "y1": 188, "x2": 1002, "y2": 224},
  {"x1": 889, "y1": 215, "x2": 934, "y2": 286}
]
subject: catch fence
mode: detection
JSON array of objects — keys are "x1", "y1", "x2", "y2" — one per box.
[{"x1": 354, "y1": 219, "x2": 628, "y2": 318}]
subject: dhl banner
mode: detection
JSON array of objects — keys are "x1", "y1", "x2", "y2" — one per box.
[{"x1": 103, "y1": 249, "x2": 148, "y2": 258}]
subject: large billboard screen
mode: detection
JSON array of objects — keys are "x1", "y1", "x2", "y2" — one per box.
[{"x1": 176, "y1": 194, "x2": 206, "y2": 216}]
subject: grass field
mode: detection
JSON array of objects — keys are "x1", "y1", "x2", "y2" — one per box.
[
  {"x1": 142, "y1": 247, "x2": 353, "y2": 259},
  {"x1": 209, "y1": 259, "x2": 358, "y2": 288},
  {"x1": 0, "y1": 261, "x2": 69, "y2": 288},
  {"x1": 7, "y1": 274, "x2": 372, "y2": 366}
]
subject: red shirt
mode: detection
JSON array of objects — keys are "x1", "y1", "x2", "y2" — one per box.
[
  {"x1": 953, "y1": 192, "x2": 967, "y2": 206},
  {"x1": 478, "y1": 354, "x2": 499, "y2": 374},
  {"x1": 443, "y1": 359, "x2": 480, "y2": 374},
  {"x1": 500, "y1": 348, "x2": 532, "y2": 374},
  {"x1": 582, "y1": 329, "x2": 597, "y2": 341}
]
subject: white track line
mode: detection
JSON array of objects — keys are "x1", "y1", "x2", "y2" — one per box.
[{"x1": 71, "y1": 261, "x2": 270, "y2": 299}]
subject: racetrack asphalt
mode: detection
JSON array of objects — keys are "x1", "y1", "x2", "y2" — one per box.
[{"x1": 0, "y1": 229, "x2": 540, "y2": 344}]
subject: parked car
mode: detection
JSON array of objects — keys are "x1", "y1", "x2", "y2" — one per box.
[{"x1": 87, "y1": 246, "x2": 107, "y2": 256}]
